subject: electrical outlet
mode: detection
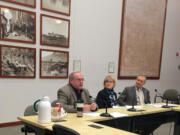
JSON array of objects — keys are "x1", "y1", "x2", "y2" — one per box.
[
  {"x1": 73, "y1": 60, "x2": 81, "y2": 72},
  {"x1": 108, "y1": 62, "x2": 115, "y2": 73}
]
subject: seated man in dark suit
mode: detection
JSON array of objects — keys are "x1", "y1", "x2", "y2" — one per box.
[
  {"x1": 57, "y1": 72, "x2": 97, "y2": 113},
  {"x1": 118, "y1": 76, "x2": 161, "y2": 135},
  {"x1": 118, "y1": 75, "x2": 150, "y2": 106}
]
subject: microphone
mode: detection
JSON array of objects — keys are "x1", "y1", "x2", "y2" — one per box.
[
  {"x1": 155, "y1": 89, "x2": 162, "y2": 95},
  {"x1": 162, "y1": 99, "x2": 170, "y2": 108},
  {"x1": 100, "y1": 99, "x2": 111, "y2": 117},
  {"x1": 154, "y1": 89, "x2": 163, "y2": 103},
  {"x1": 154, "y1": 89, "x2": 158, "y2": 103},
  {"x1": 155, "y1": 89, "x2": 157, "y2": 93},
  {"x1": 118, "y1": 92, "x2": 122, "y2": 95},
  {"x1": 117, "y1": 92, "x2": 126, "y2": 106},
  {"x1": 89, "y1": 95, "x2": 96, "y2": 101},
  {"x1": 127, "y1": 96, "x2": 136, "y2": 112},
  {"x1": 178, "y1": 95, "x2": 180, "y2": 104}
]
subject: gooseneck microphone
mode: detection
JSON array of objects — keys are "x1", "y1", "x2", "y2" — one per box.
[
  {"x1": 154, "y1": 89, "x2": 158, "y2": 103},
  {"x1": 162, "y1": 99, "x2": 170, "y2": 108},
  {"x1": 127, "y1": 96, "x2": 136, "y2": 112},
  {"x1": 155, "y1": 89, "x2": 157, "y2": 93},
  {"x1": 154, "y1": 89, "x2": 163, "y2": 103},
  {"x1": 100, "y1": 99, "x2": 111, "y2": 117},
  {"x1": 100, "y1": 106, "x2": 111, "y2": 117}
]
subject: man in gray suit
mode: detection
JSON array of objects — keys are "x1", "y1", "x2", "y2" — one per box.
[
  {"x1": 57, "y1": 72, "x2": 97, "y2": 113},
  {"x1": 118, "y1": 75, "x2": 150, "y2": 106},
  {"x1": 118, "y1": 76, "x2": 154, "y2": 135}
]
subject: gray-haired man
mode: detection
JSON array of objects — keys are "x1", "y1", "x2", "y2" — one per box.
[{"x1": 57, "y1": 72, "x2": 97, "y2": 113}]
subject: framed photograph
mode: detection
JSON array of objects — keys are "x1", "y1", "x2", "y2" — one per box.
[
  {"x1": 41, "y1": 0, "x2": 71, "y2": 16},
  {"x1": 40, "y1": 14, "x2": 70, "y2": 48},
  {"x1": 40, "y1": 49, "x2": 69, "y2": 78},
  {"x1": 0, "y1": 44, "x2": 36, "y2": 78},
  {"x1": 0, "y1": 5, "x2": 36, "y2": 44},
  {"x1": 118, "y1": 0, "x2": 167, "y2": 79},
  {"x1": 1, "y1": 0, "x2": 36, "y2": 8}
]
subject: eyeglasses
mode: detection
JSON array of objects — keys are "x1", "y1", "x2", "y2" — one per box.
[
  {"x1": 74, "y1": 78, "x2": 85, "y2": 82},
  {"x1": 136, "y1": 79, "x2": 145, "y2": 83},
  {"x1": 105, "y1": 80, "x2": 114, "y2": 83}
]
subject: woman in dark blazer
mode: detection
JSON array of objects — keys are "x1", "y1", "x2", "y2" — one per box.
[{"x1": 96, "y1": 75, "x2": 117, "y2": 109}]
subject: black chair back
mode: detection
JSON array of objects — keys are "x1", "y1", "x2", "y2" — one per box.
[
  {"x1": 24, "y1": 105, "x2": 37, "y2": 116},
  {"x1": 51, "y1": 99, "x2": 58, "y2": 107},
  {"x1": 21, "y1": 105, "x2": 37, "y2": 135},
  {"x1": 53, "y1": 124, "x2": 80, "y2": 135},
  {"x1": 163, "y1": 89, "x2": 179, "y2": 103}
]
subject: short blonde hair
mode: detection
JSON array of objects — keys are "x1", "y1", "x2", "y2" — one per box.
[{"x1": 103, "y1": 75, "x2": 116, "y2": 88}]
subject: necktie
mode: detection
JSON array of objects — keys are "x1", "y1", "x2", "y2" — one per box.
[{"x1": 138, "y1": 89, "x2": 144, "y2": 105}]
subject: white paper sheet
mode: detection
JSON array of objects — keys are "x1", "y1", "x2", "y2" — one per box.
[
  {"x1": 125, "y1": 105, "x2": 142, "y2": 109},
  {"x1": 146, "y1": 103, "x2": 177, "y2": 108},
  {"x1": 83, "y1": 112, "x2": 100, "y2": 117},
  {"x1": 167, "y1": 104, "x2": 178, "y2": 107},
  {"x1": 112, "y1": 105, "x2": 125, "y2": 109},
  {"x1": 110, "y1": 112, "x2": 128, "y2": 118}
]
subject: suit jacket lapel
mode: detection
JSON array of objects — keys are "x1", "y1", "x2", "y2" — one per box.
[
  {"x1": 133, "y1": 86, "x2": 137, "y2": 105},
  {"x1": 142, "y1": 87, "x2": 146, "y2": 102},
  {"x1": 69, "y1": 85, "x2": 77, "y2": 102}
]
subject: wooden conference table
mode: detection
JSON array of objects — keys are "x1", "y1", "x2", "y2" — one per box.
[{"x1": 18, "y1": 104, "x2": 180, "y2": 135}]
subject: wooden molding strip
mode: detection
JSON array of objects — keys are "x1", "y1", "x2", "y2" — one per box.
[{"x1": 0, "y1": 121, "x2": 22, "y2": 128}]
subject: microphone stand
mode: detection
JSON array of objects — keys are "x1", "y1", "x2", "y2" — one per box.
[
  {"x1": 100, "y1": 101, "x2": 111, "y2": 117},
  {"x1": 178, "y1": 95, "x2": 180, "y2": 104},
  {"x1": 154, "y1": 89, "x2": 158, "y2": 103},
  {"x1": 127, "y1": 96, "x2": 136, "y2": 112},
  {"x1": 154, "y1": 89, "x2": 163, "y2": 103},
  {"x1": 162, "y1": 99, "x2": 170, "y2": 108}
]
